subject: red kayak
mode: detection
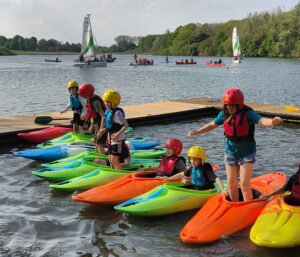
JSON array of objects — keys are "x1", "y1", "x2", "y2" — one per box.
[
  {"x1": 180, "y1": 172, "x2": 286, "y2": 244},
  {"x1": 176, "y1": 61, "x2": 197, "y2": 65},
  {"x1": 205, "y1": 61, "x2": 225, "y2": 67},
  {"x1": 72, "y1": 171, "x2": 180, "y2": 205},
  {"x1": 18, "y1": 126, "x2": 72, "y2": 143}
]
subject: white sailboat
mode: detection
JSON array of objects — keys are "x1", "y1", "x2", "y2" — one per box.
[
  {"x1": 73, "y1": 14, "x2": 107, "y2": 68},
  {"x1": 232, "y1": 27, "x2": 241, "y2": 64}
]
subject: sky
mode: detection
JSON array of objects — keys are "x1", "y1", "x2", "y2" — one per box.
[{"x1": 0, "y1": 0, "x2": 299, "y2": 46}]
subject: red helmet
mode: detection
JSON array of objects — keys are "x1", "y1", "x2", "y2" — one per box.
[
  {"x1": 165, "y1": 138, "x2": 183, "y2": 156},
  {"x1": 78, "y1": 83, "x2": 95, "y2": 98},
  {"x1": 223, "y1": 88, "x2": 244, "y2": 107}
]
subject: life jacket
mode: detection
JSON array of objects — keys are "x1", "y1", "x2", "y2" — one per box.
[
  {"x1": 86, "y1": 95, "x2": 106, "y2": 123},
  {"x1": 70, "y1": 93, "x2": 83, "y2": 111},
  {"x1": 223, "y1": 105, "x2": 255, "y2": 141},
  {"x1": 191, "y1": 163, "x2": 214, "y2": 189},
  {"x1": 104, "y1": 107, "x2": 125, "y2": 133},
  {"x1": 291, "y1": 171, "x2": 300, "y2": 199},
  {"x1": 156, "y1": 155, "x2": 184, "y2": 176}
]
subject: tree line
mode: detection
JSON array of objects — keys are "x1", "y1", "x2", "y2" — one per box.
[{"x1": 1, "y1": 2, "x2": 300, "y2": 57}]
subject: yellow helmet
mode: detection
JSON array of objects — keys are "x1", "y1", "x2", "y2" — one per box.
[
  {"x1": 103, "y1": 89, "x2": 121, "y2": 108},
  {"x1": 187, "y1": 146, "x2": 206, "y2": 165},
  {"x1": 67, "y1": 80, "x2": 79, "y2": 89}
]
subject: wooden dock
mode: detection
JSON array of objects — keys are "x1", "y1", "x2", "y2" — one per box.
[{"x1": 0, "y1": 97, "x2": 299, "y2": 143}]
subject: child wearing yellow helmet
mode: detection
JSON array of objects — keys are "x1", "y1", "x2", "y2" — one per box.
[
  {"x1": 97, "y1": 89, "x2": 129, "y2": 170},
  {"x1": 60, "y1": 80, "x2": 87, "y2": 133},
  {"x1": 166, "y1": 146, "x2": 227, "y2": 194}
]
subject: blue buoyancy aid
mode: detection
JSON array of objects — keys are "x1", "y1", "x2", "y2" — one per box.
[
  {"x1": 191, "y1": 166, "x2": 205, "y2": 188},
  {"x1": 70, "y1": 93, "x2": 83, "y2": 111},
  {"x1": 104, "y1": 107, "x2": 125, "y2": 133}
]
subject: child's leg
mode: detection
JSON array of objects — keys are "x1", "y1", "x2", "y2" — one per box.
[
  {"x1": 239, "y1": 163, "x2": 253, "y2": 201},
  {"x1": 225, "y1": 164, "x2": 239, "y2": 202}
]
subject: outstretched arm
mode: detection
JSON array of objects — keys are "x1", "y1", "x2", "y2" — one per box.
[
  {"x1": 188, "y1": 120, "x2": 218, "y2": 137},
  {"x1": 258, "y1": 116, "x2": 283, "y2": 127}
]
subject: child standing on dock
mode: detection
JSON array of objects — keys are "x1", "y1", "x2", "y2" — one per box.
[
  {"x1": 188, "y1": 88, "x2": 283, "y2": 202},
  {"x1": 60, "y1": 80, "x2": 87, "y2": 133},
  {"x1": 144, "y1": 138, "x2": 186, "y2": 177},
  {"x1": 165, "y1": 145, "x2": 227, "y2": 194},
  {"x1": 96, "y1": 89, "x2": 129, "y2": 170},
  {"x1": 78, "y1": 83, "x2": 107, "y2": 154}
]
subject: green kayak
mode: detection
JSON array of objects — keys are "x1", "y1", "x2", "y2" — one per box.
[
  {"x1": 42, "y1": 149, "x2": 166, "y2": 169},
  {"x1": 32, "y1": 159, "x2": 159, "y2": 182},
  {"x1": 37, "y1": 127, "x2": 133, "y2": 148},
  {"x1": 114, "y1": 183, "x2": 220, "y2": 216},
  {"x1": 49, "y1": 168, "x2": 133, "y2": 191}
]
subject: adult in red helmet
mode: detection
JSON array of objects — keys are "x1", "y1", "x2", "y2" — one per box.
[
  {"x1": 143, "y1": 138, "x2": 186, "y2": 177},
  {"x1": 78, "y1": 83, "x2": 107, "y2": 154},
  {"x1": 188, "y1": 88, "x2": 283, "y2": 202}
]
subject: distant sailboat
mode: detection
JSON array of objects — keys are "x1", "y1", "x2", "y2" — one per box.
[
  {"x1": 232, "y1": 27, "x2": 241, "y2": 64},
  {"x1": 73, "y1": 14, "x2": 107, "y2": 68}
]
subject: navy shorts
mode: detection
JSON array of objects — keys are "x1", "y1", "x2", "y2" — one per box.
[{"x1": 225, "y1": 151, "x2": 256, "y2": 166}]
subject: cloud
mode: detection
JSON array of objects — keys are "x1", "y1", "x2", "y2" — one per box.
[{"x1": 145, "y1": 0, "x2": 182, "y2": 13}]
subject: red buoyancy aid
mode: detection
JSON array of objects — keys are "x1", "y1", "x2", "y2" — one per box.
[
  {"x1": 86, "y1": 95, "x2": 106, "y2": 123},
  {"x1": 292, "y1": 172, "x2": 300, "y2": 199},
  {"x1": 223, "y1": 107, "x2": 254, "y2": 140},
  {"x1": 156, "y1": 155, "x2": 180, "y2": 175}
]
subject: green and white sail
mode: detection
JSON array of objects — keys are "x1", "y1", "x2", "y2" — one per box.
[
  {"x1": 81, "y1": 14, "x2": 96, "y2": 58},
  {"x1": 232, "y1": 27, "x2": 241, "y2": 62}
]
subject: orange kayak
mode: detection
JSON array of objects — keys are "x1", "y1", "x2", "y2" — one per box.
[
  {"x1": 72, "y1": 171, "x2": 179, "y2": 205},
  {"x1": 180, "y1": 172, "x2": 286, "y2": 244}
]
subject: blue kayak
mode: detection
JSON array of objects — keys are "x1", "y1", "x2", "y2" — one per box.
[{"x1": 13, "y1": 141, "x2": 161, "y2": 162}]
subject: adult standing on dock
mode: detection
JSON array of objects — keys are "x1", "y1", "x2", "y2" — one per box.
[{"x1": 188, "y1": 88, "x2": 283, "y2": 202}]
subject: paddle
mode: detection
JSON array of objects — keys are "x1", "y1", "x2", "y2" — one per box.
[{"x1": 34, "y1": 116, "x2": 70, "y2": 125}]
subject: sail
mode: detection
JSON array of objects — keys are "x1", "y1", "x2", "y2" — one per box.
[
  {"x1": 232, "y1": 27, "x2": 241, "y2": 57},
  {"x1": 81, "y1": 15, "x2": 95, "y2": 58}
]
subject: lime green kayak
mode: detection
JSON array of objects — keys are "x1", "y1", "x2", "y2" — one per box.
[
  {"x1": 37, "y1": 127, "x2": 133, "y2": 148},
  {"x1": 42, "y1": 149, "x2": 166, "y2": 169},
  {"x1": 115, "y1": 183, "x2": 220, "y2": 216},
  {"x1": 49, "y1": 168, "x2": 133, "y2": 191},
  {"x1": 32, "y1": 159, "x2": 159, "y2": 182}
]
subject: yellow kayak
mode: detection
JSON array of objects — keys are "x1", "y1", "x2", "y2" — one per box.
[
  {"x1": 250, "y1": 196, "x2": 300, "y2": 248},
  {"x1": 285, "y1": 105, "x2": 299, "y2": 112}
]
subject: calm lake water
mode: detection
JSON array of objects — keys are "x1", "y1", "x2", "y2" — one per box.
[{"x1": 0, "y1": 55, "x2": 300, "y2": 257}]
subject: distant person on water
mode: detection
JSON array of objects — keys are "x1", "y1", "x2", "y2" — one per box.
[
  {"x1": 143, "y1": 138, "x2": 186, "y2": 177},
  {"x1": 96, "y1": 89, "x2": 129, "y2": 170},
  {"x1": 260, "y1": 163, "x2": 300, "y2": 206},
  {"x1": 165, "y1": 146, "x2": 227, "y2": 194},
  {"x1": 79, "y1": 54, "x2": 84, "y2": 63},
  {"x1": 218, "y1": 58, "x2": 222, "y2": 64},
  {"x1": 188, "y1": 88, "x2": 283, "y2": 202},
  {"x1": 60, "y1": 80, "x2": 87, "y2": 134},
  {"x1": 78, "y1": 83, "x2": 107, "y2": 154},
  {"x1": 166, "y1": 56, "x2": 169, "y2": 63}
]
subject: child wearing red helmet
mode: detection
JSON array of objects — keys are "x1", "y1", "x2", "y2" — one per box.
[
  {"x1": 144, "y1": 138, "x2": 186, "y2": 177},
  {"x1": 78, "y1": 83, "x2": 107, "y2": 154},
  {"x1": 188, "y1": 88, "x2": 283, "y2": 202}
]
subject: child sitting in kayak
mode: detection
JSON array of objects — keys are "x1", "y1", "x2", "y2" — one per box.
[
  {"x1": 78, "y1": 83, "x2": 107, "y2": 154},
  {"x1": 96, "y1": 89, "x2": 129, "y2": 170},
  {"x1": 165, "y1": 145, "x2": 227, "y2": 194},
  {"x1": 60, "y1": 80, "x2": 87, "y2": 133},
  {"x1": 261, "y1": 163, "x2": 300, "y2": 206},
  {"x1": 144, "y1": 138, "x2": 186, "y2": 177}
]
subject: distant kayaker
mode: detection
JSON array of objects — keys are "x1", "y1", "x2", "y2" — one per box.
[
  {"x1": 143, "y1": 138, "x2": 186, "y2": 177},
  {"x1": 165, "y1": 146, "x2": 227, "y2": 195},
  {"x1": 260, "y1": 163, "x2": 300, "y2": 205},
  {"x1": 166, "y1": 56, "x2": 169, "y2": 63},
  {"x1": 79, "y1": 83, "x2": 107, "y2": 154},
  {"x1": 188, "y1": 88, "x2": 283, "y2": 202},
  {"x1": 96, "y1": 89, "x2": 129, "y2": 170},
  {"x1": 60, "y1": 80, "x2": 87, "y2": 134}
]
